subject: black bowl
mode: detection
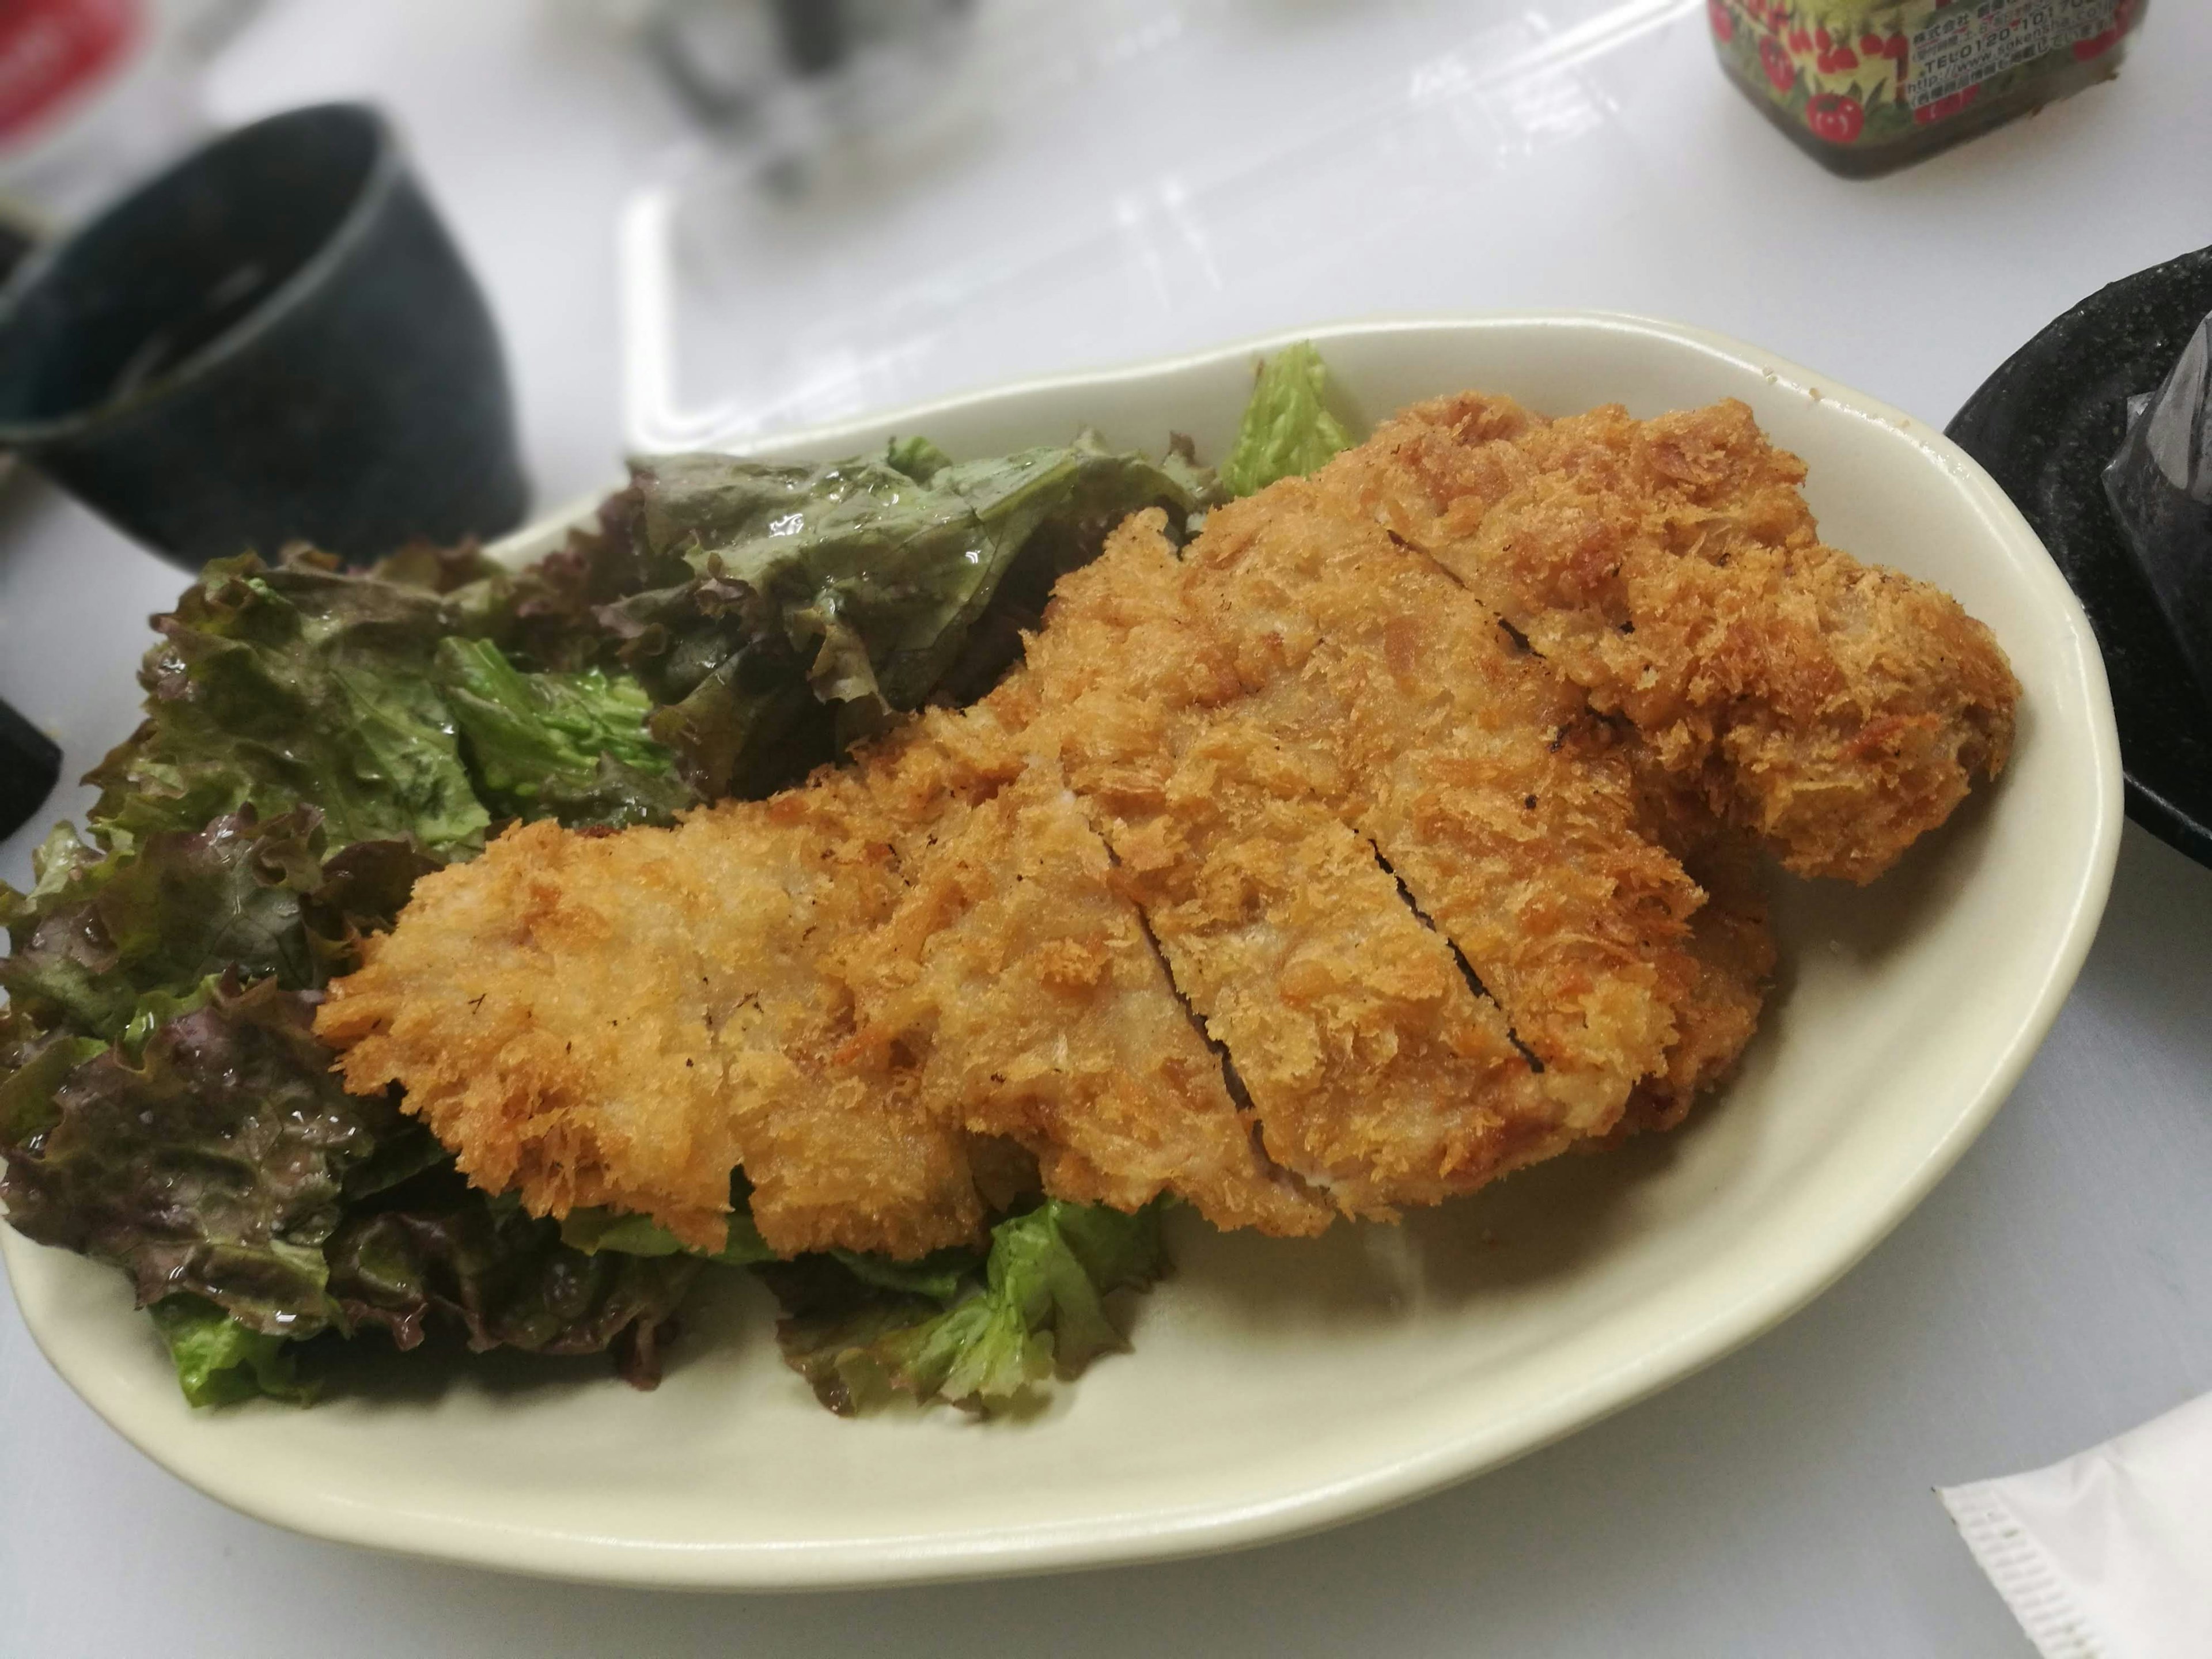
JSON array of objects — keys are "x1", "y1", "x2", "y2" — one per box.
[
  {"x1": 0, "y1": 103, "x2": 527, "y2": 567},
  {"x1": 1947, "y1": 245, "x2": 2212, "y2": 870}
]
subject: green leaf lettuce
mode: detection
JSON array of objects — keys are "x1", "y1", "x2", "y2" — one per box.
[
  {"x1": 594, "y1": 433, "x2": 1215, "y2": 798},
  {"x1": 762, "y1": 1199, "x2": 1166, "y2": 1416},
  {"x1": 435, "y1": 637, "x2": 693, "y2": 829},
  {"x1": 1219, "y1": 342, "x2": 1357, "y2": 498},
  {"x1": 150, "y1": 1293, "x2": 315, "y2": 1408},
  {"x1": 84, "y1": 552, "x2": 489, "y2": 858}
]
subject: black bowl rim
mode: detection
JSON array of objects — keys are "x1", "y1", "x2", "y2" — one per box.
[
  {"x1": 0, "y1": 101, "x2": 404, "y2": 445},
  {"x1": 1946, "y1": 243, "x2": 2212, "y2": 869}
]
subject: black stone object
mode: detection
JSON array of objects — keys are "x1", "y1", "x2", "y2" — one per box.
[
  {"x1": 0, "y1": 103, "x2": 527, "y2": 569},
  {"x1": 0, "y1": 694, "x2": 60, "y2": 841},
  {"x1": 1948, "y1": 244, "x2": 2212, "y2": 871}
]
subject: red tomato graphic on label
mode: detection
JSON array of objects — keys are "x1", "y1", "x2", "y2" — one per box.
[
  {"x1": 0, "y1": 0, "x2": 138, "y2": 141},
  {"x1": 1805, "y1": 92, "x2": 1865, "y2": 143},
  {"x1": 1709, "y1": 0, "x2": 1736, "y2": 43},
  {"x1": 1914, "y1": 83, "x2": 1980, "y2": 124},
  {"x1": 2075, "y1": 0, "x2": 2137, "y2": 54},
  {"x1": 1759, "y1": 35, "x2": 1795, "y2": 91}
]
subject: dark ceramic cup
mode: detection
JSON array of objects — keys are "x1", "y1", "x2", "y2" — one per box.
[{"x1": 0, "y1": 103, "x2": 527, "y2": 567}]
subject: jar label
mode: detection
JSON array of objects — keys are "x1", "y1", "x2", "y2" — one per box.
[
  {"x1": 1905, "y1": 0, "x2": 2124, "y2": 104},
  {"x1": 0, "y1": 0, "x2": 140, "y2": 145},
  {"x1": 1710, "y1": 0, "x2": 2134, "y2": 147}
]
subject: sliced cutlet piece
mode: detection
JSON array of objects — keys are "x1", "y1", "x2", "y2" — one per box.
[
  {"x1": 840, "y1": 752, "x2": 1332, "y2": 1237},
  {"x1": 318, "y1": 816, "x2": 760, "y2": 1252},
  {"x1": 318, "y1": 770, "x2": 993, "y2": 1260},
  {"x1": 1605, "y1": 742, "x2": 1775, "y2": 1135},
  {"x1": 1313, "y1": 394, "x2": 2020, "y2": 882},
  {"x1": 1012, "y1": 512, "x2": 1573, "y2": 1216},
  {"x1": 320, "y1": 695, "x2": 1330, "y2": 1257},
  {"x1": 680, "y1": 768, "x2": 994, "y2": 1259},
  {"x1": 1185, "y1": 481, "x2": 1708, "y2": 1130}
]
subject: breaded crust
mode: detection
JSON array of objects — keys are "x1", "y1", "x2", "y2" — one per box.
[
  {"x1": 842, "y1": 754, "x2": 1332, "y2": 1236},
  {"x1": 1184, "y1": 485, "x2": 1707, "y2": 1123},
  {"x1": 1011, "y1": 514, "x2": 1597, "y2": 1213},
  {"x1": 1315, "y1": 394, "x2": 2021, "y2": 882},
  {"x1": 319, "y1": 391, "x2": 2018, "y2": 1259}
]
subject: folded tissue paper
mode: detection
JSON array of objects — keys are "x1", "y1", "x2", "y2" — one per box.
[{"x1": 1941, "y1": 1391, "x2": 2212, "y2": 1659}]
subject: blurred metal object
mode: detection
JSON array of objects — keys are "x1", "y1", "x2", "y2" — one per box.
[{"x1": 641, "y1": 0, "x2": 976, "y2": 157}]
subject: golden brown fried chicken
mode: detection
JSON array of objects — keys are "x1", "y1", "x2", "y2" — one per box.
[
  {"x1": 1313, "y1": 395, "x2": 2021, "y2": 882},
  {"x1": 1611, "y1": 743, "x2": 1775, "y2": 1134},
  {"x1": 1006, "y1": 515, "x2": 1580, "y2": 1213},
  {"x1": 319, "y1": 389, "x2": 2019, "y2": 1261},
  {"x1": 316, "y1": 778, "x2": 980, "y2": 1258},
  {"x1": 842, "y1": 752, "x2": 1330, "y2": 1236},
  {"x1": 320, "y1": 700, "x2": 1328, "y2": 1255},
  {"x1": 1180, "y1": 486, "x2": 1709, "y2": 1124}
]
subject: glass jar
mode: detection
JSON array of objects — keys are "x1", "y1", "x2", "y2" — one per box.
[{"x1": 1707, "y1": 0, "x2": 2146, "y2": 176}]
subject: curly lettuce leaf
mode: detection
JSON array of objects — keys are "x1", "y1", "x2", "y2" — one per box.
[
  {"x1": 0, "y1": 977, "x2": 403, "y2": 1336},
  {"x1": 83, "y1": 552, "x2": 488, "y2": 858},
  {"x1": 0, "y1": 810, "x2": 435, "y2": 1044},
  {"x1": 596, "y1": 433, "x2": 1213, "y2": 798},
  {"x1": 150, "y1": 1293, "x2": 315, "y2": 1407},
  {"x1": 0, "y1": 810, "x2": 323, "y2": 1040},
  {"x1": 435, "y1": 637, "x2": 693, "y2": 829},
  {"x1": 1219, "y1": 342, "x2": 1356, "y2": 498},
  {"x1": 762, "y1": 1199, "x2": 1166, "y2": 1415},
  {"x1": 559, "y1": 1200, "x2": 776, "y2": 1268},
  {"x1": 324, "y1": 1168, "x2": 701, "y2": 1388}
]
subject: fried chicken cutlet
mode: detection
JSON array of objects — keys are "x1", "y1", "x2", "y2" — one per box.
[
  {"x1": 1001, "y1": 513, "x2": 1589, "y2": 1214},
  {"x1": 321, "y1": 702, "x2": 1330, "y2": 1255},
  {"x1": 1175, "y1": 487, "x2": 1710, "y2": 1122},
  {"x1": 320, "y1": 390, "x2": 2012, "y2": 1260},
  {"x1": 1312, "y1": 395, "x2": 2021, "y2": 882},
  {"x1": 321, "y1": 505, "x2": 1754, "y2": 1252}
]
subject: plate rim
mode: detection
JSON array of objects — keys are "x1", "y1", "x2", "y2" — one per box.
[{"x1": 3, "y1": 309, "x2": 2124, "y2": 1589}]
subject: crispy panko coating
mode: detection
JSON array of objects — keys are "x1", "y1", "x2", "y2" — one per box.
[
  {"x1": 1181, "y1": 485, "x2": 1708, "y2": 1123},
  {"x1": 843, "y1": 755, "x2": 1331, "y2": 1236},
  {"x1": 1609, "y1": 744, "x2": 1775, "y2": 1134},
  {"x1": 321, "y1": 391, "x2": 2021, "y2": 1261},
  {"x1": 320, "y1": 700, "x2": 1328, "y2": 1254},
  {"x1": 1009, "y1": 516, "x2": 1578, "y2": 1213},
  {"x1": 1313, "y1": 394, "x2": 2020, "y2": 882},
  {"x1": 317, "y1": 779, "x2": 983, "y2": 1258}
]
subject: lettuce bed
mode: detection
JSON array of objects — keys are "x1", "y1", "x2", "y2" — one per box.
[{"x1": 0, "y1": 354, "x2": 1353, "y2": 1415}]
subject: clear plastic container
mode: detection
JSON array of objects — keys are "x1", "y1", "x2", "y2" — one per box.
[{"x1": 616, "y1": 0, "x2": 1696, "y2": 451}]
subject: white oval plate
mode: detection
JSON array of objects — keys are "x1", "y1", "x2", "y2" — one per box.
[{"x1": 3, "y1": 315, "x2": 2120, "y2": 1589}]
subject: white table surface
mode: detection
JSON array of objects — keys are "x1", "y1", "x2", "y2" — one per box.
[{"x1": 4, "y1": 2, "x2": 2210, "y2": 1653}]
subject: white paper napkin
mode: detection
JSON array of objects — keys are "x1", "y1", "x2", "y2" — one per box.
[{"x1": 1940, "y1": 1392, "x2": 2212, "y2": 1659}]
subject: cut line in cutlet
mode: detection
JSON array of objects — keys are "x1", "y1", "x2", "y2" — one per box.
[
  {"x1": 832, "y1": 743, "x2": 1332, "y2": 1238},
  {"x1": 1168, "y1": 486, "x2": 1710, "y2": 1131},
  {"x1": 1369, "y1": 840, "x2": 1548, "y2": 1077},
  {"x1": 1086, "y1": 779, "x2": 1331, "y2": 1212},
  {"x1": 1006, "y1": 512, "x2": 1597, "y2": 1216}
]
